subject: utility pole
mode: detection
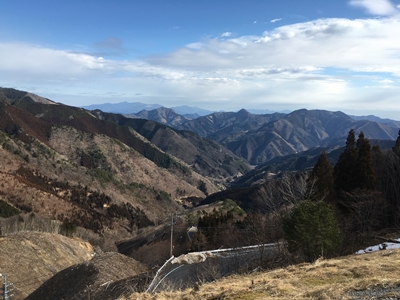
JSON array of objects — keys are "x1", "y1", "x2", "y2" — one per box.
[
  {"x1": 170, "y1": 213, "x2": 174, "y2": 257},
  {"x1": 2, "y1": 274, "x2": 14, "y2": 300}
]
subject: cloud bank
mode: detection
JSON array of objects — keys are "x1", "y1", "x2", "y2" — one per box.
[
  {"x1": 349, "y1": 0, "x2": 399, "y2": 16},
  {"x1": 1, "y1": 14, "x2": 400, "y2": 118}
]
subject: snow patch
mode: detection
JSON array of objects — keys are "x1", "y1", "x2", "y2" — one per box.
[
  {"x1": 356, "y1": 238, "x2": 400, "y2": 254},
  {"x1": 171, "y1": 252, "x2": 215, "y2": 264}
]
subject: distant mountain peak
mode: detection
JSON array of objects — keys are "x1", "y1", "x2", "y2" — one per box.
[
  {"x1": 81, "y1": 102, "x2": 162, "y2": 114},
  {"x1": 237, "y1": 108, "x2": 250, "y2": 114},
  {"x1": 172, "y1": 105, "x2": 214, "y2": 116},
  {"x1": 133, "y1": 107, "x2": 190, "y2": 126},
  {"x1": 24, "y1": 92, "x2": 58, "y2": 105}
]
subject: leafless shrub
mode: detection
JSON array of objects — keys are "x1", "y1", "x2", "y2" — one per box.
[
  {"x1": 0, "y1": 214, "x2": 61, "y2": 235},
  {"x1": 339, "y1": 189, "x2": 385, "y2": 239},
  {"x1": 278, "y1": 172, "x2": 310, "y2": 206}
]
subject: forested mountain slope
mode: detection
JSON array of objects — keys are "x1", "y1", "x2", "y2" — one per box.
[
  {"x1": 0, "y1": 87, "x2": 218, "y2": 247},
  {"x1": 129, "y1": 106, "x2": 398, "y2": 165},
  {"x1": 94, "y1": 110, "x2": 252, "y2": 181},
  {"x1": 178, "y1": 109, "x2": 398, "y2": 165}
]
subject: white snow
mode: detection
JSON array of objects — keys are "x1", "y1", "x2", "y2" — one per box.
[{"x1": 355, "y1": 238, "x2": 400, "y2": 254}]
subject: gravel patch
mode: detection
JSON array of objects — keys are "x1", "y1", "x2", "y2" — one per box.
[{"x1": 349, "y1": 286, "x2": 400, "y2": 299}]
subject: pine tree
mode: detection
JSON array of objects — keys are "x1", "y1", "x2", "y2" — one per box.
[
  {"x1": 384, "y1": 134, "x2": 400, "y2": 226},
  {"x1": 392, "y1": 130, "x2": 400, "y2": 157},
  {"x1": 306, "y1": 150, "x2": 336, "y2": 204},
  {"x1": 354, "y1": 132, "x2": 376, "y2": 190},
  {"x1": 334, "y1": 129, "x2": 358, "y2": 192},
  {"x1": 283, "y1": 200, "x2": 342, "y2": 262}
]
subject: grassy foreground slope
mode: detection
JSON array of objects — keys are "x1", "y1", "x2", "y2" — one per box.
[{"x1": 127, "y1": 248, "x2": 400, "y2": 300}]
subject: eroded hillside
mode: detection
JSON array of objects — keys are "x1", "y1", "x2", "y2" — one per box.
[
  {"x1": 0, "y1": 232, "x2": 93, "y2": 299},
  {"x1": 26, "y1": 251, "x2": 148, "y2": 300}
]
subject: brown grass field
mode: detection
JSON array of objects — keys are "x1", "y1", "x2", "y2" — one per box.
[{"x1": 125, "y1": 248, "x2": 400, "y2": 300}]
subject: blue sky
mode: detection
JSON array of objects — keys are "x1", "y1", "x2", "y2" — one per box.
[{"x1": 1, "y1": 0, "x2": 400, "y2": 119}]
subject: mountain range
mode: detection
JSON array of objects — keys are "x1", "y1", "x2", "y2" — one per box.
[
  {"x1": 2, "y1": 86, "x2": 400, "y2": 298},
  {"x1": 121, "y1": 106, "x2": 399, "y2": 165},
  {"x1": 1, "y1": 86, "x2": 399, "y2": 241},
  {"x1": 5, "y1": 87, "x2": 399, "y2": 172},
  {"x1": 0, "y1": 87, "x2": 226, "y2": 247},
  {"x1": 81, "y1": 102, "x2": 290, "y2": 118}
]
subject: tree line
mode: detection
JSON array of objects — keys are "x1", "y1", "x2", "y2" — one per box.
[{"x1": 190, "y1": 129, "x2": 400, "y2": 264}]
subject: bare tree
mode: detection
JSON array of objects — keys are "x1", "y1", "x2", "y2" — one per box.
[
  {"x1": 339, "y1": 189, "x2": 384, "y2": 236},
  {"x1": 278, "y1": 172, "x2": 310, "y2": 206},
  {"x1": 258, "y1": 180, "x2": 284, "y2": 212},
  {"x1": 374, "y1": 150, "x2": 400, "y2": 227},
  {"x1": 241, "y1": 213, "x2": 283, "y2": 268}
]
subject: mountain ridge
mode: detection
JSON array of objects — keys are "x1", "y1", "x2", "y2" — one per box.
[
  {"x1": 0, "y1": 87, "x2": 221, "y2": 250},
  {"x1": 152, "y1": 108, "x2": 396, "y2": 165},
  {"x1": 93, "y1": 111, "x2": 252, "y2": 181}
]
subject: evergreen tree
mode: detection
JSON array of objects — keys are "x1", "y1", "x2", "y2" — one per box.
[
  {"x1": 283, "y1": 200, "x2": 342, "y2": 262},
  {"x1": 0, "y1": 199, "x2": 20, "y2": 218},
  {"x1": 373, "y1": 134, "x2": 400, "y2": 227},
  {"x1": 334, "y1": 129, "x2": 358, "y2": 192},
  {"x1": 306, "y1": 150, "x2": 336, "y2": 204},
  {"x1": 354, "y1": 132, "x2": 376, "y2": 190},
  {"x1": 392, "y1": 130, "x2": 400, "y2": 157}
]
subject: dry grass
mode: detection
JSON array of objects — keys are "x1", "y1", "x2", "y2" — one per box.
[
  {"x1": 125, "y1": 248, "x2": 400, "y2": 299},
  {"x1": 0, "y1": 232, "x2": 93, "y2": 299}
]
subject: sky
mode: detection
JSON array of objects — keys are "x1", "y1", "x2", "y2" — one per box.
[{"x1": 1, "y1": 0, "x2": 400, "y2": 119}]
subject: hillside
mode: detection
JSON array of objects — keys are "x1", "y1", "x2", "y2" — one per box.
[
  {"x1": 128, "y1": 247, "x2": 400, "y2": 299},
  {"x1": 0, "y1": 232, "x2": 93, "y2": 300},
  {"x1": 95, "y1": 113, "x2": 252, "y2": 181},
  {"x1": 2, "y1": 87, "x2": 249, "y2": 184},
  {"x1": 2, "y1": 87, "x2": 400, "y2": 300},
  {"x1": 0, "y1": 122, "x2": 202, "y2": 245},
  {"x1": 0, "y1": 87, "x2": 220, "y2": 248},
  {"x1": 26, "y1": 251, "x2": 148, "y2": 300},
  {"x1": 132, "y1": 107, "x2": 190, "y2": 127},
  {"x1": 137, "y1": 107, "x2": 398, "y2": 165},
  {"x1": 178, "y1": 109, "x2": 285, "y2": 138},
  {"x1": 231, "y1": 138, "x2": 396, "y2": 188},
  {"x1": 214, "y1": 109, "x2": 398, "y2": 165}
]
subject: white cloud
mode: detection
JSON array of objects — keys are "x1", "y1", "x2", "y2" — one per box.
[
  {"x1": 379, "y1": 79, "x2": 394, "y2": 83},
  {"x1": 186, "y1": 42, "x2": 204, "y2": 50},
  {"x1": 0, "y1": 42, "x2": 109, "y2": 83},
  {"x1": 349, "y1": 0, "x2": 399, "y2": 16},
  {"x1": 270, "y1": 18, "x2": 282, "y2": 23},
  {"x1": 151, "y1": 18, "x2": 400, "y2": 77},
  {"x1": 2, "y1": 16, "x2": 400, "y2": 118},
  {"x1": 221, "y1": 32, "x2": 232, "y2": 37}
]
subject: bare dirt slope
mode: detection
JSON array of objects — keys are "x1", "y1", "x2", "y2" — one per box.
[
  {"x1": 0, "y1": 232, "x2": 93, "y2": 299},
  {"x1": 26, "y1": 251, "x2": 148, "y2": 300}
]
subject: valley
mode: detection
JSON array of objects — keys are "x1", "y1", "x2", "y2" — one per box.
[{"x1": 1, "y1": 87, "x2": 400, "y2": 299}]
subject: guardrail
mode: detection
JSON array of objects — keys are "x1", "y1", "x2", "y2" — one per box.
[{"x1": 146, "y1": 243, "x2": 277, "y2": 293}]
